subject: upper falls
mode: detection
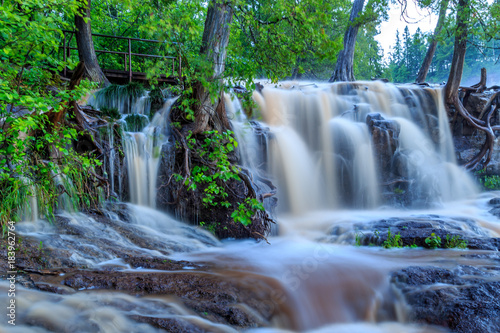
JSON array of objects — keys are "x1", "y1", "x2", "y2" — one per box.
[
  {"x1": 90, "y1": 81, "x2": 478, "y2": 215},
  {"x1": 237, "y1": 81, "x2": 478, "y2": 214}
]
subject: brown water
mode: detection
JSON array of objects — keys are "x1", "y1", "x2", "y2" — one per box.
[{"x1": 6, "y1": 82, "x2": 500, "y2": 332}]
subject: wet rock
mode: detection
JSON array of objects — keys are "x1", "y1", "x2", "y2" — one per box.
[
  {"x1": 131, "y1": 316, "x2": 207, "y2": 333},
  {"x1": 392, "y1": 265, "x2": 500, "y2": 333},
  {"x1": 489, "y1": 197, "x2": 500, "y2": 205},
  {"x1": 27, "y1": 268, "x2": 274, "y2": 330},
  {"x1": 366, "y1": 113, "x2": 400, "y2": 180},
  {"x1": 488, "y1": 196, "x2": 500, "y2": 218},
  {"x1": 328, "y1": 215, "x2": 499, "y2": 250}
]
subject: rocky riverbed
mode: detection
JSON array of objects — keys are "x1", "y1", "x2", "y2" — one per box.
[{"x1": 1, "y1": 199, "x2": 499, "y2": 332}]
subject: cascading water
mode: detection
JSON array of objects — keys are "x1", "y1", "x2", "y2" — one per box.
[
  {"x1": 90, "y1": 88, "x2": 174, "y2": 207},
  {"x1": 122, "y1": 101, "x2": 173, "y2": 207},
  {"x1": 10, "y1": 82, "x2": 500, "y2": 333},
  {"x1": 251, "y1": 81, "x2": 478, "y2": 212}
]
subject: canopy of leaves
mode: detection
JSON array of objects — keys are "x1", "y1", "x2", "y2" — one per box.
[{"x1": 0, "y1": 0, "x2": 102, "y2": 225}]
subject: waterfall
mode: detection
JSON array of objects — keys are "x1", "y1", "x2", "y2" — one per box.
[
  {"x1": 90, "y1": 86, "x2": 174, "y2": 208},
  {"x1": 122, "y1": 100, "x2": 174, "y2": 207},
  {"x1": 243, "y1": 81, "x2": 478, "y2": 213}
]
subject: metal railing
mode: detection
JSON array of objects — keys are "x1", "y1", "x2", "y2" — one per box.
[{"x1": 62, "y1": 30, "x2": 182, "y2": 82}]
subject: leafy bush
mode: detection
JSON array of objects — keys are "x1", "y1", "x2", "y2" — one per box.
[
  {"x1": 0, "y1": 0, "x2": 104, "y2": 229},
  {"x1": 480, "y1": 175, "x2": 500, "y2": 190},
  {"x1": 100, "y1": 107, "x2": 120, "y2": 119}
]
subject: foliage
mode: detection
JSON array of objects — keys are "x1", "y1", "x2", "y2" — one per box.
[
  {"x1": 231, "y1": 198, "x2": 265, "y2": 226},
  {"x1": 382, "y1": 228, "x2": 403, "y2": 248},
  {"x1": 100, "y1": 107, "x2": 121, "y2": 119},
  {"x1": 444, "y1": 234, "x2": 467, "y2": 249},
  {"x1": 174, "y1": 129, "x2": 264, "y2": 226},
  {"x1": 124, "y1": 114, "x2": 149, "y2": 132},
  {"x1": 148, "y1": 86, "x2": 166, "y2": 114},
  {"x1": 96, "y1": 82, "x2": 145, "y2": 103},
  {"x1": 479, "y1": 175, "x2": 500, "y2": 190},
  {"x1": 353, "y1": 23, "x2": 387, "y2": 80},
  {"x1": 179, "y1": 130, "x2": 240, "y2": 207},
  {"x1": 387, "y1": 0, "x2": 500, "y2": 84},
  {"x1": 425, "y1": 232, "x2": 442, "y2": 249},
  {"x1": 0, "y1": 0, "x2": 103, "y2": 229},
  {"x1": 355, "y1": 231, "x2": 364, "y2": 246}
]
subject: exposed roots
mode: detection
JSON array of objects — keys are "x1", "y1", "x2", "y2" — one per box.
[{"x1": 452, "y1": 68, "x2": 500, "y2": 170}]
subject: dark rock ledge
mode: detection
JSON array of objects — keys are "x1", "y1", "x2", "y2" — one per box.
[{"x1": 392, "y1": 264, "x2": 500, "y2": 333}]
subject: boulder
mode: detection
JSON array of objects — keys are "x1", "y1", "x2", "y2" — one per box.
[{"x1": 392, "y1": 265, "x2": 500, "y2": 333}]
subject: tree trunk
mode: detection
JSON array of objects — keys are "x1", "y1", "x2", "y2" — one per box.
[
  {"x1": 416, "y1": 0, "x2": 449, "y2": 83},
  {"x1": 329, "y1": 0, "x2": 365, "y2": 82},
  {"x1": 163, "y1": 1, "x2": 275, "y2": 240},
  {"x1": 75, "y1": 0, "x2": 109, "y2": 86},
  {"x1": 444, "y1": 0, "x2": 469, "y2": 104},
  {"x1": 191, "y1": 0, "x2": 234, "y2": 134}
]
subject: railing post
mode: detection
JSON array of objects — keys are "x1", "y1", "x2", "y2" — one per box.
[
  {"x1": 172, "y1": 58, "x2": 174, "y2": 77},
  {"x1": 124, "y1": 54, "x2": 127, "y2": 71},
  {"x1": 63, "y1": 33, "x2": 67, "y2": 77},
  {"x1": 178, "y1": 55, "x2": 182, "y2": 81},
  {"x1": 128, "y1": 38, "x2": 132, "y2": 82}
]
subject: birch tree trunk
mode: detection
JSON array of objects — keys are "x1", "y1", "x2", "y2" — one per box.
[{"x1": 329, "y1": 0, "x2": 365, "y2": 82}]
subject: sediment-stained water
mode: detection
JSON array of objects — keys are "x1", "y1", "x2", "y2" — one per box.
[{"x1": 6, "y1": 82, "x2": 500, "y2": 332}]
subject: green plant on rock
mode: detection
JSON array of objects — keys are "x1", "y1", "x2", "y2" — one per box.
[
  {"x1": 393, "y1": 187, "x2": 405, "y2": 194},
  {"x1": 177, "y1": 130, "x2": 240, "y2": 208},
  {"x1": 444, "y1": 234, "x2": 468, "y2": 249},
  {"x1": 231, "y1": 198, "x2": 264, "y2": 226},
  {"x1": 124, "y1": 114, "x2": 149, "y2": 132},
  {"x1": 383, "y1": 228, "x2": 403, "y2": 249},
  {"x1": 199, "y1": 221, "x2": 218, "y2": 234},
  {"x1": 174, "y1": 129, "x2": 264, "y2": 227},
  {"x1": 100, "y1": 107, "x2": 120, "y2": 120},
  {"x1": 425, "y1": 233, "x2": 442, "y2": 249},
  {"x1": 355, "y1": 231, "x2": 363, "y2": 246}
]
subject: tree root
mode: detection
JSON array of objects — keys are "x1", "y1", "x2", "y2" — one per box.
[
  {"x1": 449, "y1": 68, "x2": 500, "y2": 171},
  {"x1": 453, "y1": 94, "x2": 498, "y2": 170}
]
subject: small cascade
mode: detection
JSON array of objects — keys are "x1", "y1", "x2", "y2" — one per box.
[
  {"x1": 20, "y1": 178, "x2": 38, "y2": 222},
  {"x1": 122, "y1": 100, "x2": 174, "y2": 207},
  {"x1": 15, "y1": 203, "x2": 219, "y2": 267},
  {"x1": 330, "y1": 118, "x2": 379, "y2": 208},
  {"x1": 107, "y1": 122, "x2": 115, "y2": 196},
  {"x1": 53, "y1": 171, "x2": 77, "y2": 213},
  {"x1": 250, "y1": 81, "x2": 477, "y2": 212},
  {"x1": 90, "y1": 83, "x2": 175, "y2": 208},
  {"x1": 225, "y1": 94, "x2": 263, "y2": 169},
  {"x1": 88, "y1": 84, "x2": 152, "y2": 115}
]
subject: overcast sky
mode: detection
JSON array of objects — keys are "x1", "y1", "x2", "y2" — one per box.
[{"x1": 375, "y1": 3, "x2": 437, "y2": 60}]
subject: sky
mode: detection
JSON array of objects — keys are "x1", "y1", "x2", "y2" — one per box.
[{"x1": 375, "y1": 3, "x2": 437, "y2": 60}]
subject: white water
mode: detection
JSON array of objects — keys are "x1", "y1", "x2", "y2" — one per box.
[
  {"x1": 253, "y1": 81, "x2": 478, "y2": 211},
  {"x1": 91, "y1": 87, "x2": 175, "y2": 207},
  {"x1": 122, "y1": 99, "x2": 174, "y2": 207},
  {"x1": 10, "y1": 82, "x2": 500, "y2": 333}
]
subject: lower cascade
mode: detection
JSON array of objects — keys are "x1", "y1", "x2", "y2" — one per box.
[{"x1": 6, "y1": 81, "x2": 500, "y2": 333}]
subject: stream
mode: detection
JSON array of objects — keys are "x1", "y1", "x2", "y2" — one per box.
[{"x1": 2, "y1": 81, "x2": 500, "y2": 333}]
